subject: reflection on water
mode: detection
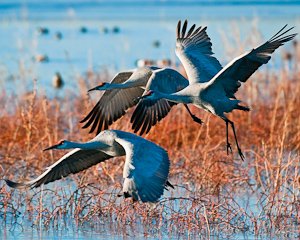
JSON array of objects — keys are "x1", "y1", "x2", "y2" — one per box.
[{"x1": 1, "y1": 172, "x2": 299, "y2": 239}]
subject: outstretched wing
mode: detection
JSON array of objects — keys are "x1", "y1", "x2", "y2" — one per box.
[
  {"x1": 131, "y1": 68, "x2": 189, "y2": 135},
  {"x1": 80, "y1": 70, "x2": 144, "y2": 134},
  {"x1": 115, "y1": 133, "x2": 170, "y2": 203},
  {"x1": 176, "y1": 20, "x2": 222, "y2": 84},
  {"x1": 205, "y1": 25, "x2": 297, "y2": 98},
  {"x1": 5, "y1": 149, "x2": 112, "y2": 189}
]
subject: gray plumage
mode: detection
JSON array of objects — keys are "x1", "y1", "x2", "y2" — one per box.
[
  {"x1": 5, "y1": 130, "x2": 173, "y2": 204},
  {"x1": 81, "y1": 20, "x2": 222, "y2": 135},
  {"x1": 176, "y1": 20, "x2": 222, "y2": 84},
  {"x1": 137, "y1": 23, "x2": 297, "y2": 160}
]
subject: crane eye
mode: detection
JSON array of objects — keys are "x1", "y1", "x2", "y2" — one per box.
[
  {"x1": 57, "y1": 140, "x2": 64, "y2": 145},
  {"x1": 99, "y1": 82, "x2": 106, "y2": 87},
  {"x1": 146, "y1": 91, "x2": 153, "y2": 96}
]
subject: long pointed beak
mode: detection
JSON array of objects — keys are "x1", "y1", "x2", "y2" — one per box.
[
  {"x1": 134, "y1": 95, "x2": 147, "y2": 103},
  {"x1": 87, "y1": 86, "x2": 99, "y2": 92},
  {"x1": 43, "y1": 144, "x2": 58, "y2": 151}
]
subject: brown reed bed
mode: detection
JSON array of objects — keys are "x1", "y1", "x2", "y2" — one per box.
[{"x1": 1, "y1": 41, "x2": 300, "y2": 238}]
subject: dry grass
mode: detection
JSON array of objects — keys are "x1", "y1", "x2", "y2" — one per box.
[{"x1": 1, "y1": 33, "x2": 300, "y2": 238}]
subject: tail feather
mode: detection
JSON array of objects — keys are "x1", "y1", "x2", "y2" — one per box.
[
  {"x1": 165, "y1": 180, "x2": 175, "y2": 189},
  {"x1": 236, "y1": 104, "x2": 250, "y2": 112}
]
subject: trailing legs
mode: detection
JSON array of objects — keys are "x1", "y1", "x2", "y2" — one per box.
[
  {"x1": 184, "y1": 104, "x2": 203, "y2": 124},
  {"x1": 224, "y1": 118, "x2": 245, "y2": 161}
]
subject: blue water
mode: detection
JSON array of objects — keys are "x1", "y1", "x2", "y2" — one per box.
[
  {"x1": 0, "y1": 0, "x2": 299, "y2": 97},
  {"x1": 1, "y1": 0, "x2": 300, "y2": 20}
]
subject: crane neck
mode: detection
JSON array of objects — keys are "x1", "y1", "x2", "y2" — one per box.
[
  {"x1": 64, "y1": 141, "x2": 110, "y2": 150},
  {"x1": 108, "y1": 80, "x2": 142, "y2": 89},
  {"x1": 156, "y1": 91, "x2": 193, "y2": 105}
]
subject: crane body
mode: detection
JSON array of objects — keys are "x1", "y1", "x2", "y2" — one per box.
[{"x1": 5, "y1": 130, "x2": 173, "y2": 204}]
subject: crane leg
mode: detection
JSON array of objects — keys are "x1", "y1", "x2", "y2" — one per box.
[
  {"x1": 228, "y1": 119, "x2": 245, "y2": 161},
  {"x1": 184, "y1": 104, "x2": 203, "y2": 124},
  {"x1": 225, "y1": 120, "x2": 232, "y2": 155}
]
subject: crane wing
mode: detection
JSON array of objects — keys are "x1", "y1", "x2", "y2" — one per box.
[
  {"x1": 175, "y1": 20, "x2": 222, "y2": 84},
  {"x1": 80, "y1": 70, "x2": 144, "y2": 134},
  {"x1": 5, "y1": 149, "x2": 112, "y2": 189},
  {"x1": 131, "y1": 68, "x2": 189, "y2": 135},
  {"x1": 205, "y1": 25, "x2": 297, "y2": 98},
  {"x1": 115, "y1": 135, "x2": 170, "y2": 203}
]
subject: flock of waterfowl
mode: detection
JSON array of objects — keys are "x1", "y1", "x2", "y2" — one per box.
[{"x1": 5, "y1": 20, "x2": 297, "y2": 205}]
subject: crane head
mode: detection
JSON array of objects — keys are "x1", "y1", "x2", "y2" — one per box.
[
  {"x1": 88, "y1": 82, "x2": 106, "y2": 92},
  {"x1": 134, "y1": 90, "x2": 155, "y2": 103},
  {"x1": 44, "y1": 139, "x2": 67, "y2": 151},
  {"x1": 145, "y1": 90, "x2": 154, "y2": 96}
]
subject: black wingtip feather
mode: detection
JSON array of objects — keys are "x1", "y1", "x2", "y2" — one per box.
[
  {"x1": 189, "y1": 26, "x2": 203, "y2": 38},
  {"x1": 89, "y1": 111, "x2": 102, "y2": 133},
  {"x1": 80, "y1": 101, "x2": 101, "y2": 124},
  {"x1": 5, "y1": 179, "x2": 16, "y2": 188},
  {"x1": 237, "y1": 105, "x2": 250, "y2": 112},
  {"x1": 81, "y1": 104, "x2": 101, "y2": 129},
  {"x1": 186, "y1": 24, "x2": 196, "y2": 38},
  {"x1": 181, "y1": 20, "x2": 188, "y2": 38},
  {"x1": 79, "y1": 118, "x2": 87, "y2": 123},
  {"x1": 5, "y1": 179, "x2": 28, "y2": 189},
  {"x1": 177, "y1": 20, "x2": 181, "y2": 39},
  {"x1": 166, "y1": 180, "x2": 175, "y2": 189},
  {"x1": 130, "y1": 102, "x2": 142, "y2": 123},
  {"x1": 139, "y1": 112, "x2": 150, "y2": 135},
  {"x1": 268, "y1": 24, "x2": 297, "y2": 43},
  {"x1": 95, "y1": 116, "x2": 105, "y2": 134}
]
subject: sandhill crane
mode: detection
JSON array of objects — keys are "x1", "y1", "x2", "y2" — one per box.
[
  {"x1": 5, "y1": 130, "x2": 173, "y2": 204},
  {"x1": 136, "y1": 24, "x2": 297, "y2": 160},
  {"x1": 80, "y1": 21, "x2": 222, "y2": 135}
]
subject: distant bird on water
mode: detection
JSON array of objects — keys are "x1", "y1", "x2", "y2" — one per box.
[
  {"x1": 80, "y1": 26, "x2": 88, "y2": 33},
  {"x1": 112, "y1": 26, "x2": 120, "y2": 33},
  {"x1": 52, "y1": 72, "x2": 64, "y2": 89},
  {"x1": 136, "y1": 59, "x2": 171, "y2": 67},
  {"x1": 5, "y1": 130, "x2": 173, "y2": 204},
  {"x1": 36, "y1": 27, "x2": 49, "y2": 35},
  {"x1": 34, "y1": 54, "x2": 49, "y2": 62},
  {"x1": 136, "y1": 22, "x2": 297, "y2": 160},
  {"x1": 55, "y1": 32, "x2": 62, "y2": 40},
  {"x1": 81, "y1": 21, "x2": 222, "y2": 135}
]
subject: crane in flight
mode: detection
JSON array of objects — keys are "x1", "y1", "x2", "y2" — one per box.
[
  {"x1": 5, "y1": 130, "x2": 173, "y2": 204},
  {"x1": 136, "y1": 23, "x2": 297, "y2": 160},
  {"x1": 80, "y1": 20, "x2": 222, "y2": 135}
]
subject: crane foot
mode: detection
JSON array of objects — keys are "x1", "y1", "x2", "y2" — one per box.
[
  {"x1": 191, "y1": 115, "x2": 204, "y2": 124},
  {"x1": 237, "y1": 148, "x2": 245, "y2": 161},
  {"x1": 226, "y1": 143, "x2": 232, "y2": 155}
]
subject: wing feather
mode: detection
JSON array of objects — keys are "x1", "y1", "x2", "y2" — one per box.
[
  {"x1": 80, "y1": 70, "x2": 147, "y2": 134},
  {"x1": 176, "y1": 20, "x2": 222, "y2": 84},
  {"x1": 181, "y1": 20, "x2": 187, "y2": 38},
  {"x1": 131, "y1": 68, "x2": 188, "y2": 135},
  {"x1": 82, "y1": 87, "x2": 144, "y2": 134},
  {"x1": 205, "y1": 25, "x2": 297, "y2": 98},
  {"x1": 5, "y1": 149, "x2": 112, "y2": 189},
  {"x1": 186, "y1": 24, "x2": 196, "y2": 38},
  {"x1": 80, "y1": 71, "x2": 133, "y2": 123}
]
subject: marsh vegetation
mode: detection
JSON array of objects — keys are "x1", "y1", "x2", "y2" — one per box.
[{"x1": 1, "y1": 22, "x2": 300, "y2": 239}]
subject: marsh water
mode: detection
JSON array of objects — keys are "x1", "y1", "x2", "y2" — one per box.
[
  {"x1": 1, "y1": 0, "x2": 300, "y2": 239},
  {"x1": 1, "y1": 0, "x2": 299, "y2": 97},
  {"x1": 1, "y1": 180, "x2": 298, "y2": 239}
]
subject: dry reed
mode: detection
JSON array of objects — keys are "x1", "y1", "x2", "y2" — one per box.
[{"x1": 0, "y1": 29, "x2": 300, "y2": 239}]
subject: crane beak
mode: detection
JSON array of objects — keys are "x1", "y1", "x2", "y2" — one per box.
[
  {"x1": 43, "y1": 144, "x2": 58, "y2": 151},
  {"x1": 87, "y1": 86, "x2": 99, "y2": 92},
  {"x1": 134, "y1": 95, "x2": 147, "y2": 103}
]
